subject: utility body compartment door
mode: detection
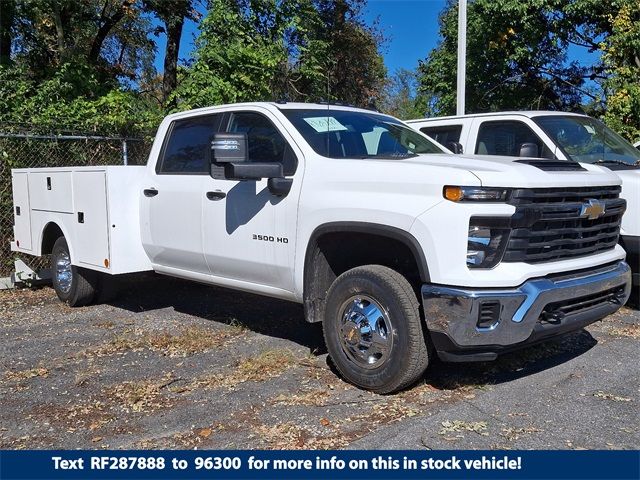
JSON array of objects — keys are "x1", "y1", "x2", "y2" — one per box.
[
  {"x1": 72, "y1": 171, "x2": 110, "y2": 268},
  {"x1": 29, "y1": 171, "x2": 74, "y2": 213},
  {"x1": 11, "y1": 172, "x2": 32, "y2": 251}
]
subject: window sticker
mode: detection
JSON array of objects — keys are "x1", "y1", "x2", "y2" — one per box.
[{"x1": 304, "y1": 116, "x2": 348, "y2": 133}]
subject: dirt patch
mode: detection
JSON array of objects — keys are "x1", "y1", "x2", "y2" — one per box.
[
  {"x1": 190, "y1": 348, "x2": 297, "y2": 391},
  {"x1": 85, "y1": 325, "x2": 244, "y2": 358}
]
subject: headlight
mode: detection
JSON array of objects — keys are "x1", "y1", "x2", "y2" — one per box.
[
  {"x1": 467, "y1": 221, "x2": 510, "y2": 268},
  {"x1": 444, "y1": 186, "x2": 510, "y2": 202}
]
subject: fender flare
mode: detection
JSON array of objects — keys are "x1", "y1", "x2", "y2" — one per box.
[{"x1": 304, "y1": 221, "x2": 430, "y2": 284}]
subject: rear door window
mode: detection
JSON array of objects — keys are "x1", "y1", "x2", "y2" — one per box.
[
  {"x1": 420, "y1": 125, "x2": 462, "y2": 146},
  {"x1": 158, "y1": 114, "x2": 223, "y2": 174},
  {"x1": 475, "y1": 120, "x2": 553, "y2": 158}
]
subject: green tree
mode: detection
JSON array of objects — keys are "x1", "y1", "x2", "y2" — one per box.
[
  {"x1": 416, "y1": 0, "x2": 587, "y2": 117},
  {"x1": 599, "y1": 1, "x2": 640, "y2": 141},
  {"x1": 416, "y1": 0, "x2": 640, "y2": 141},
  {"x1": 173, "y1": 0, "x2": 291, "y2": 109},
  {"x1": 379, "y1": 68, "x2": 423, "y2": 119},
  {"x1": 174, "y1": 0, "x2": 386, "y2": 109}
]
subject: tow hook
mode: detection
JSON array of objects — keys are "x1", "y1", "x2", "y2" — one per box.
[{"x1": 541, "y1": 310, "x2": 565, "y2": 324}]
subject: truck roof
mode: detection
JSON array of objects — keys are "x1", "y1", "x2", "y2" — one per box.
[
  {"x1": 405, "y1": 111, "x2": 589, "y2": 123},
  {"x1": 164, "y1": 102, "x2": 381, "y2": 122}
]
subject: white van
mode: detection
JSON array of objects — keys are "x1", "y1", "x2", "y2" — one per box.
[{"x1": 407, "y1": 112, "x2": 640, "y2": 304}]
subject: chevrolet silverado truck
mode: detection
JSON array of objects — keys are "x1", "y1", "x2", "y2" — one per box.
[
  {"x1": 11, "y1": 102, "x2": 632, "y2": 393},
  {"x1": 408, "y1": 111, "x2": 640, "y2": 305}
]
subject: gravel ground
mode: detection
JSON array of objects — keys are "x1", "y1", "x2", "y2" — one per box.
[{"x1": 0, "y1": 275, "x2": 638, "y2": 450}]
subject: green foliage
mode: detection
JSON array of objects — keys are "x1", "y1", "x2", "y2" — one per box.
[
  {"x1": 174, "y1": 0, "x2": 387, "y2": 109},
  {"x1": 173, "y1": 0, "x2": 290, "y2": 109},
  {"x1": 416, "y1": 0, "x2": 640, "y2": 141},
  {"x1": 416, "y1": 0, "x2": 586, "y2": 116},
  {"x1": 600, "y1": 1, "x2": 640, "y2": 142},
  {"x1": 0, "y1": 63, "x2": 162, "y2": 135},
  {"x1": 380, "y1": 69, "x2": 424, "y2": 119}
]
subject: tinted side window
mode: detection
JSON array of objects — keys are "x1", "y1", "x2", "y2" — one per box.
[
  {"x1": 421, "y1": 125, "x2": 462, "y2": 145},
  {"x1": 475, "y1": 121, "x2": 552, "y2": 158},
  {"x1": 159, "y1": 114, "x2": 221, "y2": 174},
  {"x1": 227, "y1": 112, "x2": 297, "y2": 175}
]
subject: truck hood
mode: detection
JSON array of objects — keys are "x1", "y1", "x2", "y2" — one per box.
[{"x1": 405, "y1": 153, "x2": 622, "y2": 188}]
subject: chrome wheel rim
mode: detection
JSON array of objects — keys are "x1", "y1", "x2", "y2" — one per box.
[
  {"x1": 55, "y1": 251, "x2": 72, "y2": 294},
  {"x1": 338, "y1": 295, "x2": 394, "y2": 369}
]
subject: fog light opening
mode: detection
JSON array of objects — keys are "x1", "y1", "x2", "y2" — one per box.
[{"x1": 477, "y1": 301, "x2": 501, "y2": 330}]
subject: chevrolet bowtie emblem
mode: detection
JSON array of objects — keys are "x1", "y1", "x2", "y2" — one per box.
[{"x1": 580, "y1": 199, "x2": 606, "y2": 220}]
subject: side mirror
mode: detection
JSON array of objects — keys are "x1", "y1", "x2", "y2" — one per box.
[
  {"x1": 210, "y1": 132, "x2": 277, "y2": 180},
  {"x1": 224, "y1": 162, "x2": 283, "y2": 181},
  {"x1": 519, "y1": 143, "x2": 539, "y2": 158},
  {"x1": 447, "y1": 141, "x2": 463, "y2": 154},
  {"x1": 210, "y1": 133, "x2": 248, "y2": 164}
]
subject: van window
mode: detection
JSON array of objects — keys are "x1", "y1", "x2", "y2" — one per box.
[
  {"x1": 475, "y1": 120, "x2": 552, "y2": 158},
  {"x1": 159, "y1": 114, "x2": 222, "y2": 174},
  {"x1": 420, "y1": 125, "x2": 462, "y2": 146}
]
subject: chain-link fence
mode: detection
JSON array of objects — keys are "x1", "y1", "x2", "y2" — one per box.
[{"x1": 0, "y1": 132, "x2": 152, "y2": 277}]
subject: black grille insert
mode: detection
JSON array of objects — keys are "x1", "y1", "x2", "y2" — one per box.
[
  {"x1": 540, "y1": 285, "x2": 627, "y2": 323},
  {"x1": 502, "y1": 186, "x2": 625, "y2": 263}
]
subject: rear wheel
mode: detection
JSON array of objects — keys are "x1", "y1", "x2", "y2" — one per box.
[
  {"x1": 323, "y1": 265, "x2": 430, "y2": 394},
  {"x1": 51, "y1": 237, "x2": 97, "y2": 307}
]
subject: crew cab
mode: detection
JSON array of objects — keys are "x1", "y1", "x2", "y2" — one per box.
[
  {"x1": 408, "y1": 111, "x2": 640, "y2": 304},
  {"x1": 11, "y1": 103, "x2": 632, "y2": 393}
]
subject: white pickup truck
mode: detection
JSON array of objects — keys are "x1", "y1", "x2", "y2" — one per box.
[
  {"x1": 408, "y1": 112, "x2": 640, "y2": 305},
  {"x1": 11, "y1": 102, "x2": 632, "y2": 393}
]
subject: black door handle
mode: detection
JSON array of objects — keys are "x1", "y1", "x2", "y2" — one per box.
[
  {"x1": 144, "y1": 188, "x2": 158, "y2": 197},
  {"x1": 206, "y1": 191, "x2": 226, "y2": 201}
]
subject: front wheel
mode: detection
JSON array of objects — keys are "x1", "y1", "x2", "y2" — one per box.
[
  {"x1": 323, "y1": 265, "x2": 430, "y2": 394},
  {"x1": 51, "y1": 236, "x2": 97, "y2": 307}
]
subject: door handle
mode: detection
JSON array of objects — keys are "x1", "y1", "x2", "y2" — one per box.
[
  {"x1": 144, "y1": 188, "x2": 158, "y2": 197},
  {"x1": 206, "y1": 191, "x2": 226, "y2": 201}
]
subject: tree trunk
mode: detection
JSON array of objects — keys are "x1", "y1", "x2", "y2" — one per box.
[
  {"x1": 162, "y1": 16, "x2": 185, "y2": 107},
  {"x1": 0, "y1": 0, "x2": 15, "y2": 66},
  {"x1": 88, "y1": 0, "x2": 133, "y2": 65}
]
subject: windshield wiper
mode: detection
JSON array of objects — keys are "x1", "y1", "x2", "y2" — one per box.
[
  {"x1": 354, "y1": 153, "x2": 418, "y2": 159},
  {"x1": 594, "y1": 159, "x2": 638, "y2": 167}
]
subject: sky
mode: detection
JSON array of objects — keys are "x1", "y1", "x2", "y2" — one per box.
[{"x1": 155, "y1": 0, "x2": 596, "y2": 78}]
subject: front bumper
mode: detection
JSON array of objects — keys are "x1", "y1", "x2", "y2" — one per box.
[{"x1": 422, "y1": 261, "x2": 631, "y2": 362}]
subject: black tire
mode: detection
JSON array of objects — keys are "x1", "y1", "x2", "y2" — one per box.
[
  {"x1": 51, "y1": 236, "x2": 97, "y2": 307},
  {"x1": 323, "y1": 265, "x2": 430, "y2": 394}
]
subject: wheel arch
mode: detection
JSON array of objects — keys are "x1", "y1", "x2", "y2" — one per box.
[
  {"x1": 39, "y1": 221, "x2": 75, "y2": 261},
  {"x1": 302, "y1": 221, "x2": 430, "y2": 323}
]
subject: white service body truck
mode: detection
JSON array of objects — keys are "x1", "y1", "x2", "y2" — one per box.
[
  {"x1": 11, "y1": 103, "x2": 632, "y2": 393},
  {"x1": 408, "y1": 112, "x2": 640, "y2": 303}
]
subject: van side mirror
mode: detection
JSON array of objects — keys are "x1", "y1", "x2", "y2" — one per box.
[
  {"x1": 447, "y1": 141, "x2": 463, "y2": 154},
  {"x1": 519, "y1": 143, "x2": 539, "y2": 158}
]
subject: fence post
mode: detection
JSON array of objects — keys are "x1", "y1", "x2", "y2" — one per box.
[{"x1": 122, "y1": 139, "x2": 128, "y2": 166}]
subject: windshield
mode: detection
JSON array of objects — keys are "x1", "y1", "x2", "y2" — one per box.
[
  {"x1": 534, "y1": 115, "x2": 640, "y2": 167},
  {"x1": 281, "y1": 108, "x2": 444, "y2": 159}
]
